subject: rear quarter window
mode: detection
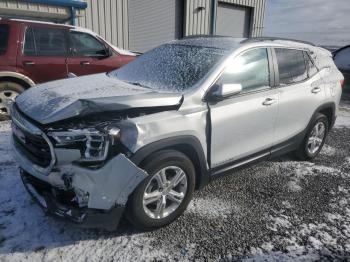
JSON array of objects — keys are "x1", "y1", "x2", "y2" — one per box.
[
  {"x1": 275, "y1": 48, "x2": 308, "y2": 86},
  {"x1": 0, "y1": 24, "x2": 10, "y2": 55}
]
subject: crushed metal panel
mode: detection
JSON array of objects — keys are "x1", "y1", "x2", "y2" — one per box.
[
  {"x1": 66, "y1": 154, "x2": 148, "y2": 209},
  {"x1": 15, "y1": 73, "x2": 183, "y2": 124},
  {"x1": 120, "y1": 107, "x2": 209, "y2": 168}
]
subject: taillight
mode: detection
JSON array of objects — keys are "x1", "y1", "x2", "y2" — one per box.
[{"x1": 340, "y1": 79, "x2": 345, "y2": 88}]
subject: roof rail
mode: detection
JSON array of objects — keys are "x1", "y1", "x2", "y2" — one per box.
[
  {"x1": 241, "y1": 37, "x2": 316, "y2": 46},
  {"x1": 180, "y1": 34, "x2": 234, "y2": 40}
]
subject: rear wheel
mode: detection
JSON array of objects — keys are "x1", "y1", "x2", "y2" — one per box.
[
  {"x1": 126, "y1": 150, "x2": 195, "y2": 230},
  {"x1": 0, "y1": 82, "x2": 25, "y2": 121},
  {"x1": 295, "y1": 113, "x2": 329, "y2": 160}
]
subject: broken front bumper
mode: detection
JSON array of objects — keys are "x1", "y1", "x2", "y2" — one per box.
[
  {"x1": 20, "y1": 169, "x2": 125, "y2": 231},
  {"x1": 13, "y1": 150, "x2": 148, "y2": 230},
  {"x1": 11, "y1": 105, "x2": 148, "y2": 230}
]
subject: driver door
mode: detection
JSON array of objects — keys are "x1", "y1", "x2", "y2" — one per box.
[{"x1": 208, "y1": 48, "x2": 278, "y2": 168}]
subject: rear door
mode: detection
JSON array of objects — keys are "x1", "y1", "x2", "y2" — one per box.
[
  {"x1": 66, "y1": 31, "x2": 124, "y2": 76},
  {"x1": 17, "y1": 25, "x2": 68, "y2": 84},
  {"x1": 272, "y1": 48, "x2": 325, "y2": 145},
  {"x1": 209, "y1": 48, "x2": 278, "y2": 167}
]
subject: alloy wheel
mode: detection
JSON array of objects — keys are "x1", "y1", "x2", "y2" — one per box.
[
  {"x1": 0, "y1": 90, "x2": 19, "y2": 116},
  {"x1": 307, "y1": 121, "x2": 326, "y2": 154},
  {"x1": 143, "y1": 166, "x2": 187, "y2": 219}
]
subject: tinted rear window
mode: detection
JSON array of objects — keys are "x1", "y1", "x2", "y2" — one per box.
[
  {"x1": 275, "y1": 48, "x2": 308, "y2": 85},
  {"x1": 24, "y1": 27, "x2": 67, "y2": 56},
  {"x1": 0, "y1": 25, "x2": 10, "y2": 55}
]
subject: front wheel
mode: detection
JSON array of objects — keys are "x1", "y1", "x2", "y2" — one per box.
[
  {"x1": 126, "y1": 150, "x2": 195, "y2": 230},
  {"x1": 0, "y1": 82, "x2": 25, "y2": 121},
  {"x1": 295, "y1": 113, "x2": 329, "y2": 161}
]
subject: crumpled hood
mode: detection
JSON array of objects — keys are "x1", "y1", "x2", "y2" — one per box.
[{"x1": 16, "y1": 73, "x2": 182, "y2": 124}]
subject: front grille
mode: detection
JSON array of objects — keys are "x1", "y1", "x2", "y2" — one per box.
[
  {"x1": 13, "y1": 133, "x2": 51, "y2": 167},
  {"x1": 11, "y1": 105, "x2": 52, "y2": 168}
]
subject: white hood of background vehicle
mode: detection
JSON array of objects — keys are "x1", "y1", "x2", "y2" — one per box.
[{"x1": 15, "y1": 74, "x2": 182, "y2": 124}]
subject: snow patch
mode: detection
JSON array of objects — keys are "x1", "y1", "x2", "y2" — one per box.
[
  {"x1": 261, "y1": 171, "x2": 350, "y2": 261},
  {"x1": 287, "y1": 180, "x2": 302, "y2": 192},
  {"x1": 320, "y1": 144, "x2": 337, "y2": 156},
  {"x1": 335, "y1": 108, "x2": 350, "y2": 128},
  {"x1": 267, "y1": 214, "x2": 292, "y2": 231},
  {"x1": 0, "y1": 121, "x2": 13, "y2": 165},
  {"x1": 187, "y1": 197, "x2": 239, "y2": 219}
]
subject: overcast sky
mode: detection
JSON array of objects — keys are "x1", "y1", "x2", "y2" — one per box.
[{"x1": 264, "y1": 0, "x2": 350, "y2": 46}]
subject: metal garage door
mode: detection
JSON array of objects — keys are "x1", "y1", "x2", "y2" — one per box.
[
  {"x1": 216, "y1": 3, "x2": 251, "y2": 37},
  {"x1": 128, "y1": 0, "x2": 184, "y2": 52}
]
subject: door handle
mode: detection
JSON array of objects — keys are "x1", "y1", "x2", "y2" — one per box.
[
  {"x1": 23, "y1": 61, "x2": 35, "y2": 66},
  {"x1": 262, "y1": 98, "x2": 277, "y2": 106},
  {"x1": 80, "y1": 61, "x2": 90, "y2": 66},
  {"x1": 311, "y1": 87, "x2": 321, "y2": 94}
]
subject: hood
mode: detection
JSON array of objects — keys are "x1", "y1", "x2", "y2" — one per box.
[{"x1": 16, "y1": 73, "x2": 183, "y2": 124}]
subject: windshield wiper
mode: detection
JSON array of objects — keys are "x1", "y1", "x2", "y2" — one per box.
[{"x1": 125, "y1": 81, "x2": 150, "y2": 89}]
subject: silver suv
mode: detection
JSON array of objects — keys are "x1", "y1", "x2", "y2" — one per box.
[{"x1": 11, "y1": 37, "x2": 344, "y2": 230}]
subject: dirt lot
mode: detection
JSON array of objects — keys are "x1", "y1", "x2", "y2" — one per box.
[{"x1": 0, "y1": 105, "x2": 350, "y2": 261}]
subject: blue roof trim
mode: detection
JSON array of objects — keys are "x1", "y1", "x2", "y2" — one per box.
[{"x1": 22, "y1": 0, "x2": 87, "y2": 9}]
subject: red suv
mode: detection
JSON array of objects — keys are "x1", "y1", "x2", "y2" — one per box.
[{"x1": 0, "y1": 19, "x2": 136, "y2": 119}]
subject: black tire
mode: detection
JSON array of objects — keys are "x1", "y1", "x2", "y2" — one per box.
[
  {"x1": 0, "y1": 81, "x2": 25, "y2": 121},
  {"x1": 294, "y1": 113, "x2": 329, "y2": 161},
  {"x1": 126, "y1": 150, "x2": 195, "y2": 230}
]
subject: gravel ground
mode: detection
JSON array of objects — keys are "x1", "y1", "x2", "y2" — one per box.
[{"x1": 0, "y1": 106, "x2": 349, "y2": 261}]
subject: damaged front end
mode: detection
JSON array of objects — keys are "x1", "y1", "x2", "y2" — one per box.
[{"x1": 11, "y1": 104, "x2": 152, "y2": 230}]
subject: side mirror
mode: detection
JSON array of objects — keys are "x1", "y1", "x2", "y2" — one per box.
[
  {"x1": 89, "y1": 49, "x2": 110, "y2": 59},
  {"x1": 211, "y1": 83, "x2": 242, "y2": 99}
]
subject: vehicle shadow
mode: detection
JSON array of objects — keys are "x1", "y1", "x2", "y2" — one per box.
[{"x1": 0, "y1": 204, "x2": 145, "y2": 255}]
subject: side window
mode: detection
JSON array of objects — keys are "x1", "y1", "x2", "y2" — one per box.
[
  {"x1": 24, "y1": 27, "x2": 67, "y2": 56},
  {"x1": 0, "y1": 24, "x2": 10, "y2": 55},
  {"x1": 219, "y1": 48, "x2": 270, "y2": 93},
  {"x1": 69, "y1": 32, "x2": 106, "y2": 57},
  {"x1": 304, "y1": 52, "x2": 318, "y2": 78},
  {"x1": 23, "y1": 28, "x2": 35, "y2": 56},
  {"x1": 275, "y1": 48, "x2": 307, "y2": 85}
]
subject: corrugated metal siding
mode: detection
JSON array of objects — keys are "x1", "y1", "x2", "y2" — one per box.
[
  {"x1": 76, "y1": 0, "x2": 129, "y2": 49},
  {"x1": 216, "y1": 0, "x2": 266, "y2": 37},
  {"x1": 128, "y1": 0, "x2": 184, "y2": 52},
  {"x1": 185, "y1": 0, "x2": 211, "y2": 36},
  {"x1": 185, "y1": 0, "x2": 266, "y2": 37},
  {"x1": 74, "y1": 0, "x2": 264, "y2": 49},
  {"x1": 216, "y1": 2, "x2": 251, "y2": 37},
  {"x1": 0, "y1": 0, "x2": 70, "y2": 20}
]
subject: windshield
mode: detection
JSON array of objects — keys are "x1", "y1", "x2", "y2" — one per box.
[{"x1": 110, "y1": 44, "x2": 226, "y2": 92}]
